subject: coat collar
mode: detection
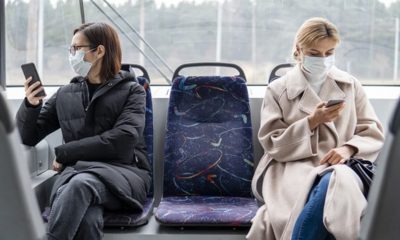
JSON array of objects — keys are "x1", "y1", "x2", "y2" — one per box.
[
  {"x1": 285, "y1": 64, "x2": 352, "y2": 102},
  {"x1": 284, "y1": 64, "x2": 352, "y2": 142},
  {"x1": 75, "y1": 71, "x2": 136, "y2": 112},
  {"x1": 90, "y1": 71, "x2": 136, "y2": 103}
]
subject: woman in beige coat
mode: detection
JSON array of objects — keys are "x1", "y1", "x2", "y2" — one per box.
[{"x1": 247, "y1": 18, "x2": 385, "y2": 240}]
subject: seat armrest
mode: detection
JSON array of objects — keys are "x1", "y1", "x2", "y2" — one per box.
[{"x1": 24, "y1": 139, "x2": 50, "y2": 177}]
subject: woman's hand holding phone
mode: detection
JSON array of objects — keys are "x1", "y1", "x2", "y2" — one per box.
[
  {"x1": 21, "y1": 63, "x2": 46, "y2": 106},
  {"x1": 326, "y1": 99, "x2": 345, "y2": 107},
  {"x1": 308, "y1": 100, "x2": 345, "y2": 130},
  {"x1": 24, "y1": 77, "x2": 46, "y2": 106}
]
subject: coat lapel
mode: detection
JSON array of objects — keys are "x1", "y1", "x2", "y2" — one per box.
[
  {"x1": 286, "y1": 65, "x2": 321, "y2": 115},
  {"x1": 318, "y1": 67, "x2": 352, "y2": 140},
  {"x1": 285, "y1": 65, "x2": 352, "y2": 144}
]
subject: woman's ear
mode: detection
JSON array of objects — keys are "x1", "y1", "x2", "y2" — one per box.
[
  {"x1": 295, "y1": 45, "x2": 300, "y2": 54},
  {"x1": 96, "y1": 45, "x2": 106, "y2": 59},
  {"x1": 293, "y1": 45, "x2": 300, "y2": 60}
]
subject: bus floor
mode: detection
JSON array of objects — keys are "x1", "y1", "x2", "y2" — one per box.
[{"x1": 103, "y1": 215, "x2": 249, "y2": 240}]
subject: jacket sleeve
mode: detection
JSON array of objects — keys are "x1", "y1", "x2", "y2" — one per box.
[
  {"x1": 16, "y1": 93, "x2": 60, "y2": 146},
  {"x1": 344, "y1": 79, "x2": 385, "y2": 160},
  {"x1": 55, "y1": 84, "x2": 146, "y2": 165},
  {"x1": 258, "y1": 86, "x2": 318, "y2": 162}
]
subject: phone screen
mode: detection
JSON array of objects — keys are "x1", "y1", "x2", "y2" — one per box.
[
  {"x1": 326, "y1": 99, "x2": 345, "y2": 107},
  {"x1": 21, "y1": 63, "x2": 46, "y2": 97}
]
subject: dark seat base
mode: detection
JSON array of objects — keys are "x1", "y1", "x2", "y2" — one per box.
[
  {"x1": 42, "y1": 197, "x2": 154, "y2": 228},
  {"x1": 155, "y1": 196, "x2": 258, "y2": 226}
]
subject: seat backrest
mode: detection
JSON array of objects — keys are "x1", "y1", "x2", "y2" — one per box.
[
  {"x1": 0, "y1": 91, "x2": 46, "y2": 240},
  {"x1": 163, "y1": 63, "x2": 254, "y2": 197},
  {"x1": 122, "y1": 64, "x2": 154, "y2": 196},
  {"x1": 268, "y1": 63, "x2": 294, "y2": 83},
  {"x1": 359, "y1": 97, "x2": 400, "y2": 240}
]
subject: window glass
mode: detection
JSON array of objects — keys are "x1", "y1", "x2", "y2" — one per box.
[
  {"x1": 5, "y1": 0, "x2": 80, "y2": 86},
  {"x1": 5, "y1": 0, "x2": 400, "y2": 85}
]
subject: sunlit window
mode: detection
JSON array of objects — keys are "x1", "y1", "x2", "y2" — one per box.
[{"x1": 5, "y1": 0, "x2": 400, "y2": 85}]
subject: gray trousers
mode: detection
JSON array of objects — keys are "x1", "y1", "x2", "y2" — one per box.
[{"x1": 47, "y1": 173, "x2": 121, "y2": 240}]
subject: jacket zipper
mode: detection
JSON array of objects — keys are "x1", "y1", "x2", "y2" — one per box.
[
  {"x1": 83, "y1": 81, "x2": 90, "y2": 112},
  {"x1": 84, "y1": 80, "x2": 114, "y2": 112}
]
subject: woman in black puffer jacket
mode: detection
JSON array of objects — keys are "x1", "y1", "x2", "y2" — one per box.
[{"x1": 16, "y1": 22, "x2": 150, "y2": 240}]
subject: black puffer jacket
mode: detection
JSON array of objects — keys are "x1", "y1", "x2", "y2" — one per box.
[{"x1": 16, "y1": 71, "x2": 151, "y2": 210}]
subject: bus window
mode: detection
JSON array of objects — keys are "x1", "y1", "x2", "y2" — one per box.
[{"x1": 5, "y1": 0, "x2": 400, "y2": 85}]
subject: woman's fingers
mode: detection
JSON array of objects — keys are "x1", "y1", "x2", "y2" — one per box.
[
  {"x1": 30, "y1": 86, "x2": 45, "y2": 98},
  {"x1": 317, "y1": 102, "x2": 326, "y2": 108},
  {"x1": 321, "y1": 149, "x2": 346, "y2": 165},
  {"x1": 26, "y1": 81, "x2": 41, "y2": 94},
  {"x1": 323, "y1": 103, "x2": 345, "y2": 121},
  {"x1": 329, "y1": 156, "x2": 342, "y2": 165},
  {"x1": 325, "y1": 102, "x2": 344, "y2": 110},
  {"x1": 52, "y1": 161, "x2": 63, "y2": 172},
  {"x1": 24, "y1": 77, "x2": 32, "y2": 91},
  {"x1": 320, "y1": 150, "x2": 333, "y2": 164},
  {"x1": 25, "y1": 81, "x2": 45, "y2": 105}
]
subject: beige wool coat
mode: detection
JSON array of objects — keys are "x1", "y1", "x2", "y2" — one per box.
[{"x1": 247, "y1": 65, "x2": 385, "y2": 240}]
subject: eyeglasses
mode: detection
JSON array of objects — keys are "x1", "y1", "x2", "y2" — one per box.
[{"x1": 69, "y1": 45, "x2": 95, "y2": 56}]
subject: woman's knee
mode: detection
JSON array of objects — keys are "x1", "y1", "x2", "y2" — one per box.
[
  {"x1": 68, "y1": 173, "x2": 100, "y2": 191},
  {"x1": 64, "y1": 173, "x2": 104, "y2": 201}
]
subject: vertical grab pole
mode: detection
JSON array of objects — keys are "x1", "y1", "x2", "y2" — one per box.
[
  {"x1": 79, "y1": 0, "x2": 86, "y2": 24},
  {"x1": 0, "y1": 0, "x2": 5, "y2": 89},
  {"x1": 394, "y1": 17, "x2": 399, "y2": 82}
]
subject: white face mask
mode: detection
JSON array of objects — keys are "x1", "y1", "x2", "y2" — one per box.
[
  {"x1": 302, "y1": 54, "x2": 335, "y2": 77},
  {"x1": 69, "y1": 50, "x2": 93, "y2": 77}
]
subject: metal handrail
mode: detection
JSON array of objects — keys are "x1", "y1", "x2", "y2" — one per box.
[
  {"x1": 102, "y1": 0, "x2": 174, "y2": 75},
  {"x1": 173, "y1": 62, "x2": 247, "y2": 81},
  {"x1": 87, "y1": 0, "x2": 172, "y2": 84}
]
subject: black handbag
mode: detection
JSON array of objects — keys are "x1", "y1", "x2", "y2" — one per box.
[{"x1": 345, "y1": 158, "x2": 376, "y2": 198}]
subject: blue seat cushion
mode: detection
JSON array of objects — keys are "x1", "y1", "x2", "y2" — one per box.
[
  {"x1": 164, "y1": 76, "x2": 254, "y2": 197},
  {"x1": 155, "y1": 196, "x2": 258, "y2": 226},
  {"x1": 42, "y1": 197, "x2": 154, "y2": 227},
  {"x1": 137, "y1": 76, "x2": 154, "y2": 196}
]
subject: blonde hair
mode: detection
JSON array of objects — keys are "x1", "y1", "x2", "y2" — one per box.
[{"x1": 293, "y1": 17, "x2": 340, "y2": 62}]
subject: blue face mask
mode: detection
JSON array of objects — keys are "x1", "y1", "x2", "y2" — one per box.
[
  {"x1": 302, "y1": 54, "x2": 335, "y2": 77},
  {"x1": 69, "y1": 50, "x2": 93, "y2": 77}
]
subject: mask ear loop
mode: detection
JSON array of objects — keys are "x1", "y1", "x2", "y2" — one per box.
[
  {"x1": 90, "y1": 46, "x2": 102, "y2": 65},
  {"x1": 80, "y1": 46, "x2": 98, "y2": 64},
  {"x1": 297, "y1": 47, "x2": 306, "y2": 67},
  {"x1": 294, "y1": 44, "x2": 301, "y2": 62}
]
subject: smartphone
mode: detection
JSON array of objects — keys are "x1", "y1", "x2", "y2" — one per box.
[
  {"x1": 326, "y1": 99, "x2": 345, "y2": 107},
  {"x1": 21, "y1": 63, "x2": 46, "y2": 97}
]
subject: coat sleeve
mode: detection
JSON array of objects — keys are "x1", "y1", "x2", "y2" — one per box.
[
  {"x1": 16, "y1": 93, "x2": 60, "y2": 146},
  {"x1": 344, "y1": 79, "x2": 385, "y2": 160},
  {"x1": 55, "y1": 84, "x2": 146, "y2": 165},
  {"x1": 258, "y1": 86, "x2": 319, "y2": 162}
]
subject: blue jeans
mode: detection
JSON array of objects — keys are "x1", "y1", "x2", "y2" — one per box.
[
  {"x1": 47, "y1": 173, "x2": 122, "y2": 240},
  {"x1": 291, "y1": 172, "x2": 335, "y2": 240}
]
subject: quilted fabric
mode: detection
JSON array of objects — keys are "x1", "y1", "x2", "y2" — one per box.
[
  {"x1": 43, "y1": 76, "x2": 155, "y2": 227},
  {"x1": 163, "y1": 76, "x2": 254, "y2": 197},
  {"x1": 137, "y1": 76, "x2": 154, "y2": 196},
  {"x1": 42, "y1": 198, "x2": 154, "y2": 227},
  {"x1": 155, "y1": 196, "x2": 258, "y2": 226},
  {"x1": 103, "y1": 76, "x2": 155, "y2": 226},
  {"x1": 103, "y1": 198, "x2": 154, "y2": 227}
]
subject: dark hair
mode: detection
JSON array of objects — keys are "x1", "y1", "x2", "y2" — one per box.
[{"x1": 74, "y1": 22, "x2": 122, "y2": 80}]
